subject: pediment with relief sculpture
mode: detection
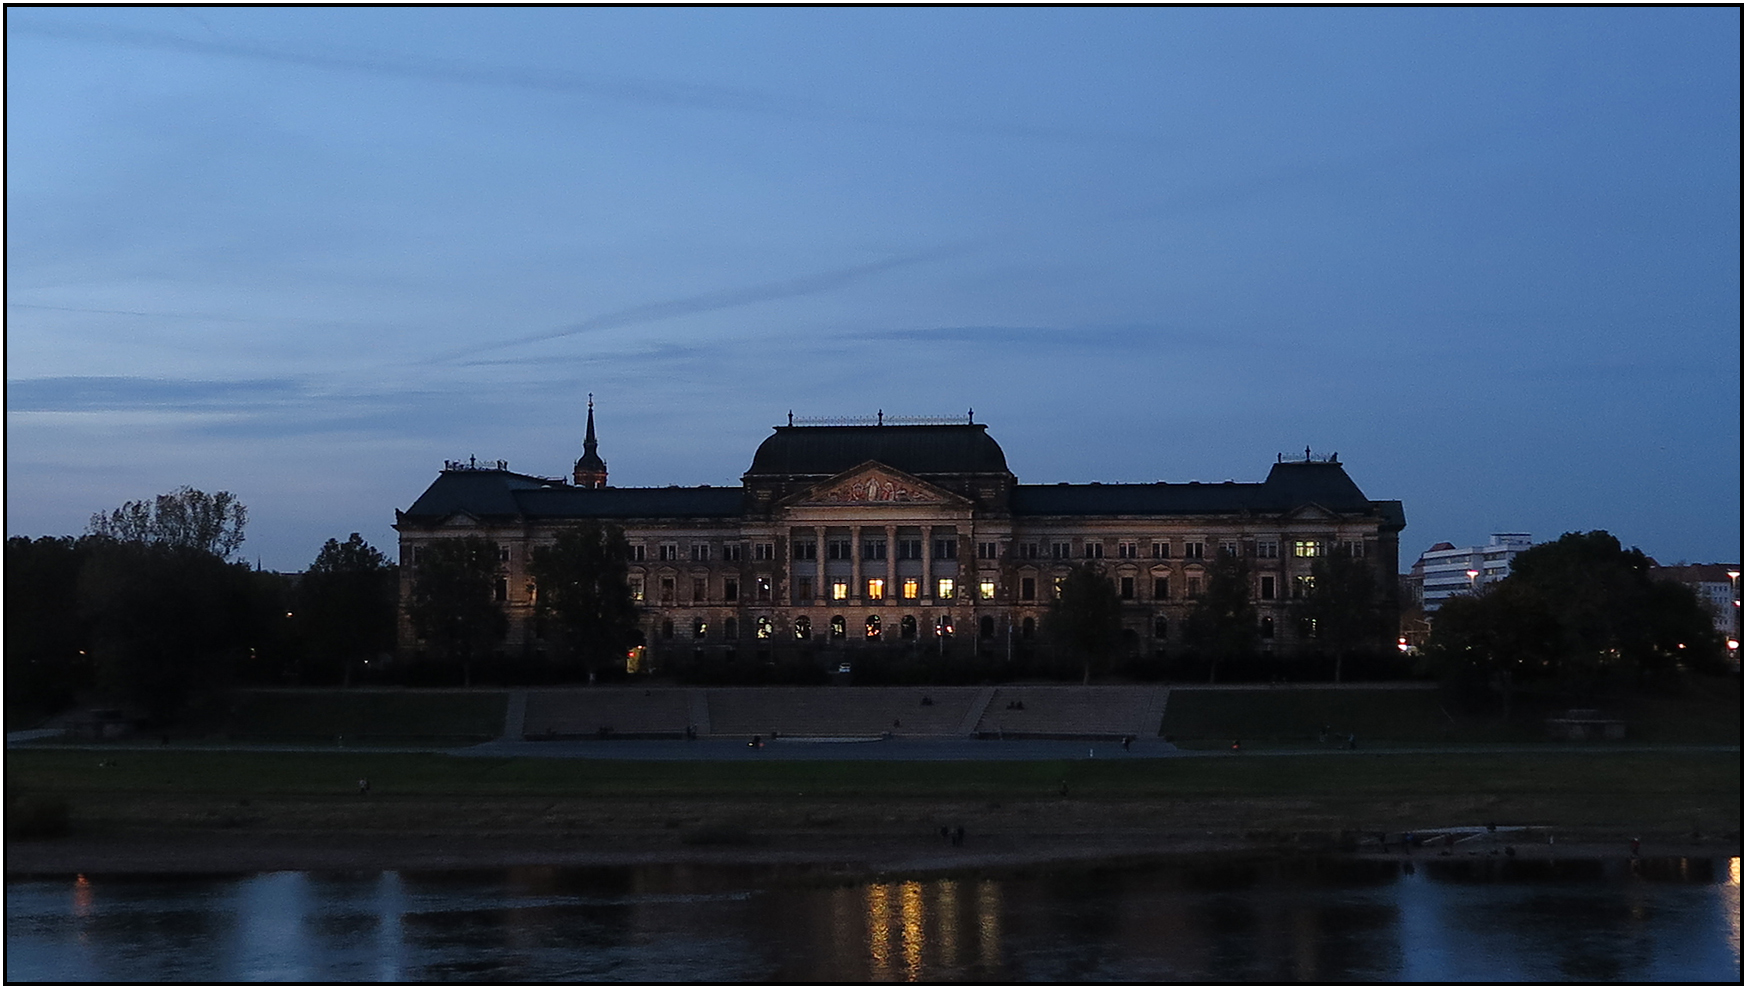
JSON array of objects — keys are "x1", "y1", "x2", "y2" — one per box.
[{"x1": 783, "y1": 461, "x2": 969, "y2": 508}]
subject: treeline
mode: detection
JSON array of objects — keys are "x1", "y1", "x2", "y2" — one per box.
[{"x1": 5, "y1": 489, "x2": 395, "y2": 726}]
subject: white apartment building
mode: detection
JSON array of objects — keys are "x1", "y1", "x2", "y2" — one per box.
[{"x1": 1412, "y1": 533, "x2": 1533, "y2": 612}]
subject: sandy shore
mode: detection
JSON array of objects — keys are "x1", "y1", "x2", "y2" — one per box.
[{"x1": 9, "y1": 829, "x2": 1736, "y2": 878}]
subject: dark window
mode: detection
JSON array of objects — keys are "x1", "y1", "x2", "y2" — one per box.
[
  {"x1": 660, "y1": 577, "x2": 675, "y2": 604},
  {"x1": 794, "y1": 615, "x2": 811, "y2": 639},
  {"x1": 979, "y1": 616, "x2": 995, "y2": 639},
  {"x1": 659, "y1": 544, "x2": 678, "y2": 561},
  {"x1": 796, "y1": 577, "x2": 813, "y2": 601},
  {"x1": 1260, "y1": 616, "x2": 1275, "y2": 638},
  {"x1": 494, "y1": 577, "x2": 508, "y2": 602},
  {"x1": 1051, "y1": 541, "x2": 1071, "y2": 560},
  {"x1": 1153, "y1": 576, "x2": 1169, "y2": 599},
  {"x1": 660, "y1": 619, "x2": 674, "y2": 639},
  {"x1": 631, "y1": 544, "x2": 646, "y2": 562},
  {"x1": 1152, "y1": 541, "x2": 1170, "y2": 559},
  {"x1": 900, "y1": 615, "x2": 917, "y2": 639},
  {"x1": 722, "y1": 543, "x2": 743, "y2": 562},
  {"x1": 1188, "y1": 576, "x2": 1202, "y2": 598},
  {"x1": 690, "y1": 544, "x2": 710, "y2": 562},
  {"x1": 752, "y1": 543, "x2": 773, "y2": 561},
  {"x1": 1153, "y1": 616, "x2": 1168, "y2": 639},
  {"x1": 793, "y1": 540, "x2": 817, "y2": 560},
  {"x1": 863, "y1": 540, "x2": 887, "y2": 561},
  {"x1": 1019, "y1": 542, "x2": 1040, "y2": 559},
  {"x1": 691, "y1": 577, "x2": 706, "y2": 602},
  {"x1": 1299, "y1": 617, "x2": 1318, "y2": 638},
  {"x1": 724, "y1": 617, "x2": 738, "y2": 639},
  {"x1": 1185, "y1": 542, "x2": 1205, "y2": 560},
  {"x1": 1119, "y1": 576, "x2": 1135, "y2": 600},
  {"x1": 1085, "y1": 542, "x2": 1104, "y2": 559},
  {"x1": 978, "y1": 541, "x2": 998, "y2": 560},
  {"x1": 1260, "y1": 575, "x2": 1276, "y2": 600},
  {"x1": 723, "y1": 578, "x2": 738, "y2": 602},
  {"x1": 827, "y1": 540, "x2": 852, "y2": 560},
  {"x1": 1021, "y1": 617, "x2": 1036, "y2": 639},
  {"x1": 898, "y1": 539, "x2": 923, "y2": 560},
  {"x1": 1020, "y1": 577, "x2": 1036, "y2": 601},
  {"x1": 933, "y1": 538, "x2": 958, "y2": 560}
]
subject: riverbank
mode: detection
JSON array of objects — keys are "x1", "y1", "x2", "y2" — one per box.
[{"x1": 8, "y1": 745, "x2": 1739, "y2": 878}]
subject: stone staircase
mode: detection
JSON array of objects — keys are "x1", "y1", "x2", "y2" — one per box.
[
  {"x1": 702, "y1": 686, "x2": 984, "y2": 738},
  {"x1": 973, "y1": 685, "x2": 1169, "y2": 739},
  {"x1": 521, "y1": 687, "x2": 693, "y2": 738}
]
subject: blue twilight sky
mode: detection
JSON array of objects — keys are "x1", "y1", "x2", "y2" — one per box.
[{"x1": 6, "y1": 7, "x2": 1741, "y2": 571}]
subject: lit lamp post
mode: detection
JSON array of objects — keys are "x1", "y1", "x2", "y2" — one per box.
[
  {"x1": 1466, "y1": 569, "x2": 1480, "y2": 596},
  {"x1": 1728, "y1": 570, "x2": 1741, "y2": 662}
]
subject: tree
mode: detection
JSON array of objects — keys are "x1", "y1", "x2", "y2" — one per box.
[
  {"x1": 87, "y1": 486, "x2": 247, "y2": 558},
  {"x1": 1294, "y1": 550, "x2": 1384, "y2": 682},
  {"x1": 5, "y1": 536, "x2": 95, "y2": 721},
  {"x1": 404, "y1": 536, "x2": 507, "y2": 686},
  {"x1": 1426, "y1": 531, "x2": 1725, "y2": 710},
  {"x1": 77, "y1": 540, "x2": 261, "y2": 724},
  {"x1": 1043, "y1": 565, "x2": 1124, "y2": 684},
  {"x1": 526, "y1": 523, "x2": 642, "y2": 681},
  {"x1": 1184, "y1": 549, "x2": 1257, "y2": 683},
  {"x1": 299, "y1": 534, "x2": 399, "y2": 686}
]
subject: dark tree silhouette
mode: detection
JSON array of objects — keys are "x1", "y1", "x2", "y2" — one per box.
[
  {"x1": 1294, "y1": 549, "x2": 1385, "y2": 682},
  {"x1": 527, "y1": 523, "x2": 642, "y2": 681},
  {"x1": 405, "y1": 536, "x2": 507, "y2": 687},
  {"x1": 300, "y1": 533, "x2": 399, "y2": 686},
  {"x1": 1043, "y1": 565, "x2": 1124, "y2": 684},
  {"x1": 1185, "y1": 549, "x2": 1257, "y2": 683},
  {"x1": 87, "y1": 487, "x2": 248, "y2": 558}
]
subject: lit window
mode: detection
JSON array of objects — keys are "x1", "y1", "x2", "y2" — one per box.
[
  {"x1": 830, "y1": 615, "x2": 846, "y2": 639},
  {"x1": 979, "y1": 579, "x2": 997, "y2": 600},
  {"x1": 1021, "y1": 577, "x2": 1036, "y2": 601},
  {"x1": 693, "y1": 618, "x2": 707, "y2": 639},
  {"x1": 794, "y1": 615, "x2": 811, "y2": 639},
  {"x1": 1119, "y1": 576, "x2": 1134, "y2": 600},
  {"x1": 723, "y1": 578, "x2": 738, "y2": 602},
  {"x1": 865, "y1": 615, "x2": 881, "y2": 640},
  {"x1": 1293, "y1": 540, "x2": 1324, "y2": 558},
  {"x1": 902, "y1": 578, "x2": 920, "y2": 600},
  {"x1": 934, "y1": 538, "x2": 958, "y2": 560},
  {"x1": 866, "y1": 578, "x2": 885, "y2": 599},
  {"x1": 978, "y1": 541, "x2": 998, "y2": 560},
  {"x1": 756, "y1": 616, "x2": 773, "y2": 639},
  {"x1": 936, "y1": 578, "x2": 955, "y2": 599},
  {"x1": 629, "y1": 576, "x2": 645, "y2": 602},
  {"x1": 935, "y1": 615, "x2": 954, "y2": 637},
  {"x1": 832, "y1": 581, "x2": 849, "y2": 601},
  {"x1": 1294, "y1": 575, "x2": 1316, "y2": 598},
  {"x1": 755, "y1": 576, "x2": 772, "y2": 601}
]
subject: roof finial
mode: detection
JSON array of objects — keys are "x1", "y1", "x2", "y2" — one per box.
[
  {"x1": 968, "y1": 407, "x2": 974, "y2": 424},
  {"x1": 877, "y1": 409, "x2": 883, "y2": 426},
  {"x1": 788, "y1": 410, "x2": 793, "y2": 426},
  {"x1": 1305, "y1": 445, "x2": 1312, "y2": 461}
]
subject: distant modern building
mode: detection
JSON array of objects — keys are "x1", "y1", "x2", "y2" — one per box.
[
  {"x1": 1410, "y1": 533, "x2": 1533, "y2": 612},
  {"x1": 394, "y1": 410, "x2": 1406, "y2": 667},
  {"x1": 1649, "y1": 562, "x2": 1742, "y2": 648}
]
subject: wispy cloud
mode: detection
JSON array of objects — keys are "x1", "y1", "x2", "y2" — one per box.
[
  {"x1": 7, "y1": 376, "x2": 308, "y2": 412},
  {"x1": 11, "y1": 18, "x2": 1136, "y2": 146},
  {"x1": 422, "y1": 247, "x2": 964, "y2": 363}
]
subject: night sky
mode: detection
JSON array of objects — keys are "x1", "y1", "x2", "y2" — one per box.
[{"x1": 7, "y1": 8, "x2": 1741, "y2": 571}]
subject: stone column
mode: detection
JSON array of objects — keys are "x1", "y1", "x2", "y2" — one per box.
[
  {"x1": 884, "y1": 524, "x2": 897, "y2": 603},
  {"x1": 852, "y1": 524, "x2": 863, "y2": 603},
  {"x1": 923, "y1": 522, "x2": 934, "y2": 602},
  {"x1": 814, "y1": 525, "x2": 827, "y2": 603}
]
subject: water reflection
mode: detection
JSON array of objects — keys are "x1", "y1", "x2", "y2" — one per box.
[{"x1": 7, "y1": 857, "x2": 1739, "y2": 982}]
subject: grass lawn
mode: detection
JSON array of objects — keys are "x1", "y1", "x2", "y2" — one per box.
[{"x1": 210, "y1": 689, "x2": 508, "y2": 744}]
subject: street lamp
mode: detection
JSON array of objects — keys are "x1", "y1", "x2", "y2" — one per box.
[
  {"x1": 1466, "y1": 569, "x2": 1480, "y2": 595},
  {"x1": 1728, "y1": 570, "x2": 1741, "y2": 659}
]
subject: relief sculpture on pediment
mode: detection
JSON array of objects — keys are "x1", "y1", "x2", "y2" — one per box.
[{"x1": 822, "y1": 475, "x2": 921, "y2": 503}]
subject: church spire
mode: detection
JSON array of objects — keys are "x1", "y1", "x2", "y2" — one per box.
[{"x1": 573, "y1": 394, "x2": 608, "y2": 488}]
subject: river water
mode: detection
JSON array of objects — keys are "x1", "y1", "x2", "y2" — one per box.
[{"x1": 7, "y1": 856, "x2": 1740, "y2": 982}]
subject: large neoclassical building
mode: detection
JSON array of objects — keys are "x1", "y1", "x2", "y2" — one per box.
[{"x1": 394, "y1": 408, "x2": 1405, "y2": 664}]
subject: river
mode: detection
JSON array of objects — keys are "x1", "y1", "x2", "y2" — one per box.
[{"x1": 7, "y1": 855, "x2": 1739, "y2": 982}]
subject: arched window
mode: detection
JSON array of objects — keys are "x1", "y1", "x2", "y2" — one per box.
[
  {"x1": 692, "y1": 618, "x2": 707, "y2": 639},
  {"x1": 1021, "y1": 616, "x2": 1036, "y2": 639},
  {"x1": 935, "y1": 615, "x2": 954, "y2": 637},
  {"x1": 660, "y1": 619, "x2": 674, "y2": 640},
  {"x1": 979, "y1": 615, "x2": 995, "y2": 639},
  {"x1": 755, "y1": 616, "x2": 773, "y2": 639},
  {"x1": 1154, "y1": 615, "x2": 1168, "y2": 639},
  {"x1": 830, "y1": 615, "x2": 846, "y2": 640},
  {"x1": 900, "y1": 615, "x2": 917, "y2": 639},
  {"x1": 723, "y1": 617, "x2": 738, "y2": 640},
  {"x1": 866, "y1": 615, "x2": 881, "y2": 640},
  {"x1": 794, "y1": 615, "x2": 812, "y2": 640},
  {"x1": 1260, "y1": 616, "x2": 1274, "y2": 639}
]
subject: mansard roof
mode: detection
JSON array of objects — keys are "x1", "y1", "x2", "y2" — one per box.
[
  {"x1": 745, "y1": 424, "x2": 1010, "y2": 478},
  {"x1": 1010, "y1": 461, "x2": 1402, "y2": 527},
  {"x1": 399, "y1": 468, "x2": 741, "y2": 524}
]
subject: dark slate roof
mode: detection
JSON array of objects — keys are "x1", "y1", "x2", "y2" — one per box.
[
  {"x1": 1010, "y1": 462, "x2": 1390, "y2": 519},
  {"x1": 745, "y1": 425, "x2": 1010, "y2": 477},
  {"x1": 400, "y1": 470, "x2": 742, "y2": 523}
]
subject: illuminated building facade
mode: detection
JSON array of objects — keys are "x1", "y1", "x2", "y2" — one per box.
[{"x1": 394, "y1": 412, "x2": 1405, "y2": 664}]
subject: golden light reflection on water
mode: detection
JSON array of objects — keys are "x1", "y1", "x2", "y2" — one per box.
[
  {"x1": 72, "y1": 874, "x2": 92, "y2": 919},
  {"x1": 1725, "y1": 858, "x2": 1742, "y2": 964},
  {"x1": 866, "y1": 883, "x2": 892, "y2": 980},
  {"x1": 900, "y1": 881, "x2": 925, "y2": 982},
  {"x1": 857, "y1": 877, "x2": 1004, "y2": 980}
]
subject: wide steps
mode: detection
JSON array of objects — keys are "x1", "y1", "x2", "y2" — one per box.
[
  {"x1": 703, "y1": 686, "x2": 982, "y2": 737},
  {"x1": 522, "y1": 688, "x2": 693, "y2": 738},
  {"x1": 974, "y1": 685, "x2": 1166, "y2": 738}
]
